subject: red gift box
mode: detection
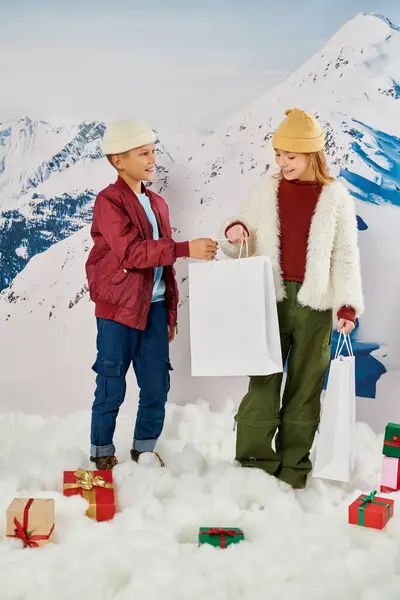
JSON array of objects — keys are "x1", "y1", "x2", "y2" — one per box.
[
  {"x1": 63, "y1": 468, "x2": 115, "y2": 522},
  {"x1": 349, "y1": 491, "x2": 394, "y2": 530}
]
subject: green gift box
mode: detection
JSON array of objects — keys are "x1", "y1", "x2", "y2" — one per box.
[
  {"x1": 198, "y1": 527, "x2": 244, "y2": 549},
  {"x1": 382, "y1": 422, "x2": 400, "y2": 458}
]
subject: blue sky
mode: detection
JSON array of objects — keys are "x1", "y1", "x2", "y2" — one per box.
[{"x1": 1, "y1": 0, "x2": 400, "y2": 131}]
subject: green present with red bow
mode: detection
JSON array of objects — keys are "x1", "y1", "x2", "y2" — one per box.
[
  {"x1": 198, "y1": 527, "x2": 244, "y2": 548},
  {"x1": 348, "y1": 490, "x2": 394, "y2": 530},
  {"x1": 382, "y1": 422, "x2": 400, "y2": 459}
]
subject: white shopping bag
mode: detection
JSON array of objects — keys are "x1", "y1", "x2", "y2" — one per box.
[
  {"x1": 188, "y1": 249, "x2": 282, "y2": 377},
  {"x1": 312, "y1": 333, "x2": 356, "y2": 483}
]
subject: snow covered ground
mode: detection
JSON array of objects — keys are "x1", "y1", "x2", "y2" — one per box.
[{"x1": 1, "y1": 401, "x2": 399, "y2": 600}]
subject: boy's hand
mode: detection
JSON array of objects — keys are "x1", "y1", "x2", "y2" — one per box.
[
  {"x1": 189, "y1": 238, "x2": 217, "y2": 261},
  {"x1": 168, "y1": 325, "x2": 176, "y2": 343}
]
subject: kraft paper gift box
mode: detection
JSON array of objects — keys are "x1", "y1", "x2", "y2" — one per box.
[
  {"x1": 348, "y1": 491, "x2": 394, "y2": 530},
  {"x1": 380, "y1": 455, "x2": 400, "y2": 493},
  {"x1": 6, "y1": 498, "x2": 55, "y2": 548},
  {"x1": 63, "y1": 468, "x2": 115, "y2": 521},
  {"x1": 382, "y1": 422, "x2": 400, "y2": 459},
  {"x1": 198, "y1": 527, "x2": 244, "y2": 548}
]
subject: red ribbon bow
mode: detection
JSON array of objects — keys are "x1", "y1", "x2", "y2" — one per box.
[
  {"x1": 384, "y1": 435, "x2": 400, "y2": 448},
  {"x1": 10, "y1": 498, "x2": 54, "y2": 548},
  {"x1": 201, "y1": 528, "x2": 242, "y2": 549}
]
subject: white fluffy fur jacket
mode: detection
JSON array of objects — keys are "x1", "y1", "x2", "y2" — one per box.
[{"x1": 219, "y1": 175, "x2": 364, "y2": 317}]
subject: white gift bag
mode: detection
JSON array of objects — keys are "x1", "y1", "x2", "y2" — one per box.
[
  {"x1": 312, "y1": 333, "x2": 356, "y2": 483},
  {"x1": 188, "y1": 247, "x2": 282, "y2": 377}
]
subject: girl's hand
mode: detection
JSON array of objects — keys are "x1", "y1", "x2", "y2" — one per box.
[
  {"x1": 226, "y1": 224, "x2": 248, "y2": 244},
  {"x1": 337, "y1": 318, "x2": 355, "y2": 335}
]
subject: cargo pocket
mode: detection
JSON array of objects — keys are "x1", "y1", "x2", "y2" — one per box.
[
  {"x1": 92, "y1": 360, "x2": 123, "y2": 378},
  {"x1": 319, "y1": 325, "x2": 333, "y2": 370},
  {"x1": 92, "y1": 360, "x2": 125, "y2": 406},
  {"x1": 318, "y1": 342, "x2": 332, "y2": 380},
  {"x1": 166, "y1": 359, "x2": 173, "y2": 393}
]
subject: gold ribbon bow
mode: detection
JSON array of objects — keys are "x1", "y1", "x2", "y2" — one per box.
[
  {"x1": 63, "y1": 468, "x2": 113, "y2": 491},
  {"x1": 64, "y1": 469, "x2": 113, "y2": 519}
]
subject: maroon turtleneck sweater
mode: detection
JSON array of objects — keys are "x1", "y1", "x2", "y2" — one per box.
[
  {"x1": 278, "y1": 178, "x2": 321, "y2": 283},
  {"x1": 278, "y1": 178, "x2": 355, "y2": 322}
]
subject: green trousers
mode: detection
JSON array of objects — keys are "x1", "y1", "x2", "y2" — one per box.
[{"x1": 235, "y1": 281, "x2": 333, "y2": 488}]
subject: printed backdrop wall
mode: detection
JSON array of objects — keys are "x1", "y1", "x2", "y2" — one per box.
[{"x1": 0, "y1": 5, "x2": 399, "y2": 433}]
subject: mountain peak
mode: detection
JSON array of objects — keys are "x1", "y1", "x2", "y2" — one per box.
[
  {"x1": 328, "y1": 11, "x2": 400, "y2": 49},
  {"x1": 17, "y1": 116, "x2": 33, "y2": 124},
  {"x1": 365, "y1": 13, "x2": 400, "y2": 32}
]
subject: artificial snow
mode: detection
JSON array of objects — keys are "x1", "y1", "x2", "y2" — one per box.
[{"x1": 0, "y1": 401, "x2": 399, "y2": 600}]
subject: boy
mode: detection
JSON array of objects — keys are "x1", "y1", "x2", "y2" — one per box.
[{"x1": 86, "y1": 120, "x2": 217, "y2": 469}]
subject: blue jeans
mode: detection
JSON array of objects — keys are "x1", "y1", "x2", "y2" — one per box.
[{"x1": 90, "y1": 301, "x2": 172, "y2": 458}]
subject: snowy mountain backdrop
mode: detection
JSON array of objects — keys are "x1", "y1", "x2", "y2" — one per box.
[{"x1": 0, "y1": 13, "x2": 399, "y2": 432}]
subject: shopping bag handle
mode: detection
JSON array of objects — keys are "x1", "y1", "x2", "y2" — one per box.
[
  {"x1": 334, "y1": 331, "x2": 354, "y2": 359},
  {"x1": 214, "y1": 238, "x2": 249, "y2": 262},
  {"x1": 238, "y1": 238, "x2": 249, "y2": 262}
]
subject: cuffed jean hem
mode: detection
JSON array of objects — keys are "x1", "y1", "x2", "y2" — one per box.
[
  {"x1": 90, "y1": 443, "x2": 115, "y2": 458},
  {"x1": 133, "y1": 438, "x2": 157, "y2": 452}
]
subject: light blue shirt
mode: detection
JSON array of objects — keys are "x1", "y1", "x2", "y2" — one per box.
[{"x1": 137, "y1": 193, "x2": 166, "y2": 303}]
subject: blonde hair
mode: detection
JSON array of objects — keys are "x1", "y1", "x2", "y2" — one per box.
[
  {"x1": 274, "y1": 149, "x2": 335, "y2": 185},
  {"x1": 307, "y1": 150, "x2": 335, "y2": 184}
]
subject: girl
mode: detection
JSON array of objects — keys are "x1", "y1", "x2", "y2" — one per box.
[{"x1": 220, "y1": 108, "x2": 363, "y2": 489}]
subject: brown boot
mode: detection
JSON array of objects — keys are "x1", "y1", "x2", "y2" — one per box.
[
  {"x1": 130, "y1": 449, "x2": 165, "y2": 467},
  {"x1": 90, "y1": 455, "x2": 118, "y2": 470}
]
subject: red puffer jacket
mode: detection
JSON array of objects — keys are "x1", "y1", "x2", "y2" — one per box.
[{"x1": 85, "y1": 176, "x2": 189, "y2": 330}]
